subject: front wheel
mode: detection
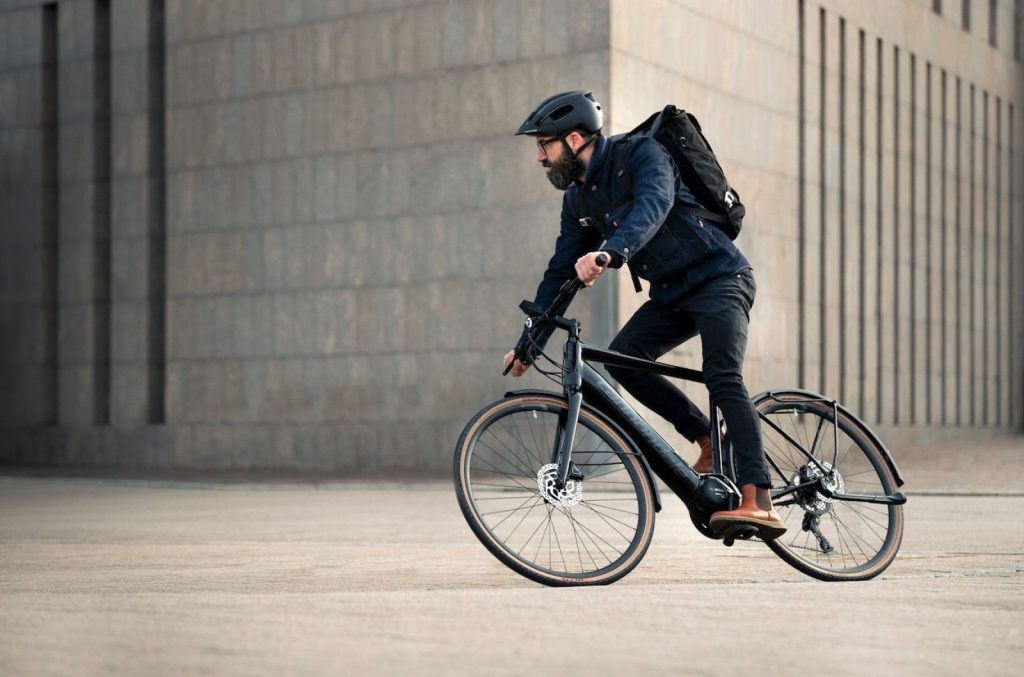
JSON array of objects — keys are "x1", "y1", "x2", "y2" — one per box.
[
  {"x1": 755, "y1": 392, "x2": 905, "y2": 582},
  {"x1": 454, "y1": 394, "x2": 656, "y2": 586}
]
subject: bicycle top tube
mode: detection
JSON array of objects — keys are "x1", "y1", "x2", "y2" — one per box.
[
  {"x1": 581, "y1": 344, "x2": 705, "y2": 384},
  {"x1": 514, "y1": 272, "x2": 705, "y2": 385}
]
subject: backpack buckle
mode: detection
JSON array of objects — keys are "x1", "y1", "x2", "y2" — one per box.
[{"x1": 578, "y1": 217, "x2": 597, "y2": 229}]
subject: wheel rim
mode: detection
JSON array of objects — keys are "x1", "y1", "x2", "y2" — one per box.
[
  {"x1": 463, "y1": 402, "x2": 647, "y2": 579},
  {"x1": 759, "y1": 401, "x2": 900, "y2": 575}
]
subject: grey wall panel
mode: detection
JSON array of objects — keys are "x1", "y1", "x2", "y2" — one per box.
[{"x1": 2, "y1": 0, "x2": 1021, "y2": 472}]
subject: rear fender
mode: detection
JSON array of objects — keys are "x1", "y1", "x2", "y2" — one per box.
[{"x1": 751, "y1": 388, "x2": 905, "y2": 488}]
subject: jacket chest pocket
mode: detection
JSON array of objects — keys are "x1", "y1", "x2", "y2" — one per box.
[
  {"x1": 601, "y1": 201, "x2": 633, "y2": 235},
  {"x1": 684, "y1": 214, "x2": 718, "y2": 254}
]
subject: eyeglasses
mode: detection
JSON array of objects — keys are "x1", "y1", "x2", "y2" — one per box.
[{"x1": 536, "y1": 135, "x2": 565, "y2": 156}]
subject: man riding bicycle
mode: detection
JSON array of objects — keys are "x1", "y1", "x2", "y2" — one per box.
[{"x1": 503, "y1": 90, "x2": 785, "y2": 537}]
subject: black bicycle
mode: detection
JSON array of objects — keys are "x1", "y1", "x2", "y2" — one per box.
[{"x1": 454, "y1": 262, "x2": 906, "y2": 585}]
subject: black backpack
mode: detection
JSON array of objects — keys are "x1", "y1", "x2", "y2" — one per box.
[{"x1": 618, "y1": 105, "x2": 745, "y2": 240}]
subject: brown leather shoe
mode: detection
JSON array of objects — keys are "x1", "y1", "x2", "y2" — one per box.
[
  {"x1": 693, "y1": 435, "x2": 713, "y2": 474},
  {"x1": 709, "y1": 484, "x2": 787, "y2": 540}
]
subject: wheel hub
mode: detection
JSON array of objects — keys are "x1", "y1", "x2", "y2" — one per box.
[
  {"x1": 537, "y1": 463, "x2": 583, "y2": 507},
  {"x1": 790, "y1": 461, "x2": 845, "y2": 516}
]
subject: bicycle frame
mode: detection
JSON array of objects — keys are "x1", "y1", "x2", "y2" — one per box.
[
  {"x1": 515, "y1": 314, "x2": 712, "y2": 511},
  {"x1": 515, "y1": 313, "x2": 905, "y2": 512}
]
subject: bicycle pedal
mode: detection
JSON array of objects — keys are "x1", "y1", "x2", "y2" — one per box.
[{"x1": 720, "y1": 524, "x2": 760, "y2": 546}]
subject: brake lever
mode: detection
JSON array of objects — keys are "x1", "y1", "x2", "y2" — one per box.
[
  {"x1": 505, "y1": 257, "x2": 604, "y2": 376},
  {"x1": 503, "y1": 342, "x2": 534, "y2": 375}
]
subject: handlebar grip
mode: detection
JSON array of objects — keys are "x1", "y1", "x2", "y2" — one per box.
[{"x1": 595, "y1": 253, "x2": 608, "y2": 267}]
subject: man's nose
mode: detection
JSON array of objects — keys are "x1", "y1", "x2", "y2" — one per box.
[{"x1": 535, "y1": 148, "x2": 546, "y2": 163}]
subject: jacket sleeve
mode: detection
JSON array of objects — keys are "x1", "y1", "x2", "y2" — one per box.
[
  {"x1": 516, "y1": 191, "x2": 602, "y2": 354},
  {"x1": 600, "y1": 136, "x2": 677, "y2": 264}
]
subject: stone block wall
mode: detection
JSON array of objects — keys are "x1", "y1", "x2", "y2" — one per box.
[
  {"x1": 0, "y1": 0, "x2": 612, "y2": 472},
  {"x1": 604, "y1": 0, "x2": 1023, "y2": 459},
  {"x1": 0, "y1": 0, "x2": 1020, "y2": 475}
]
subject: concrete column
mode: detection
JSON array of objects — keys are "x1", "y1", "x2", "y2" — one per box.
[
  {"x1": 970, "y1": 84, "x2": 983, "y2": 427},
  {"x1": 895, "y1": 48, "x2": 914, "y2": 426},
  {"x1": 803, "y1": 3, "x2": 824, "y2": 396},
  {"x1": 911, "y1": 53, "x2": 929, "y2": 425},
  {"x1": 982, "y1": 87, "x2": 995, "y2": 426},
  {"x1": 821, "y1": 11, "x2": 842, "y2": 403},
  {"x1": 861, "y1": 33, "x2": 881, "y2": 423},
  {"x1": 0, "y1": 5, "x2": 55, "y2": 429},
  {"x1": 840, "y1": 20, "x2": 863, "y2": 414},
  {"x1": 56, "y1": 0, "x2": 106, "y2": 426},
  {"x1": 942, "y1": 72, "x2": 958, "y2": 424},
  {"x1": 953, "y1": 78, "x2": 966, "y2": 425},
  {"x1": 926, "y1": 62, "x2": 943, "y2": 425},
  {"x1": 1013, "y1": 103, "x2": 1023, "y2": 431},
  {"x1": 110, "y1": 0, "x2": 157, "y2": 424},
  {"x1": 999, "y1": 98, "x2": 1012, "y2": 427}
]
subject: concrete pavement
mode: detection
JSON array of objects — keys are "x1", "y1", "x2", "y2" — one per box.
[{"x1": 1, "y1": 474, "x2": 1021, "y2": 676}]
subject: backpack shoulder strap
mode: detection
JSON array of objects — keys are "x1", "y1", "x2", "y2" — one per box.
[
  {"x1": 609, "y1": 135, "x2": 635, "y2": 193},
  {"x1": 569, "y1": 184, "x2": 605, "y2": 235},
  {"x1": 607, "y1": 137, "x2": 642, "y2": 294},
  {"x1": 569, "y1": 185, "x2": 588, "y2": 222}
]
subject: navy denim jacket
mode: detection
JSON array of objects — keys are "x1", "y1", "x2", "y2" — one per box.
[{"x1": 524, "y1": 134, "x2": 750, "y2": 350}]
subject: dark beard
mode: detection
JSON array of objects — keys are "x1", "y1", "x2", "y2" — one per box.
[{"x1": 544, "y1": 154, "x2": 584, "y2": 191}]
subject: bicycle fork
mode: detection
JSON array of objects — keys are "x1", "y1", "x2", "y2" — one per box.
[{"x1": 551, "y1": 330, "x2": 584, "y2": 488}]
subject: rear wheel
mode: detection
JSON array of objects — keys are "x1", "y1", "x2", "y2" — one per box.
[
  {"x1": 454, "y1": 394, "x2": 655, "y2": 586},
  {"x1": 755, "y1": 392, "x2": 904, "y2": 581}
]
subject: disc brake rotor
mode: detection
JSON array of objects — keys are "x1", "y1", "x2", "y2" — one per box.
[
  {"x1": 537, "y1": 463, "x2": 583, "y2": 508},
  {"x1": 790, "y1": 461, "x2": 845, "y2": 516}
]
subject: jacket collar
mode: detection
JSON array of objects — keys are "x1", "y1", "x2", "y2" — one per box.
[{"x1": 578, "y1": 134, "x2": 610, "y2": 187}]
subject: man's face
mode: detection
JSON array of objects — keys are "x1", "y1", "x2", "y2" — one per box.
[
  {"x1": 535, "y1": 135, "x2": 565, "y2": 166},
  {"x1": 534, "y1": 132, "x2": 585, "y2": 191}
]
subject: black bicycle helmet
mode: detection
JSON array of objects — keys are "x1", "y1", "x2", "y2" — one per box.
[{"x1": 515, "y1": 90, "x2": 603, "y2": 137}]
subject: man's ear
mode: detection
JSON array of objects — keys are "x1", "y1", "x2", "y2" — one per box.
[{"x1": 566, "y1": 130, "x2": 584, "y2": 151}]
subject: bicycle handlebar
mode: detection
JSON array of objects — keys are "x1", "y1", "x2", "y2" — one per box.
[{"x1": 503, "y1": 253, "x2": 609, "y2": 374}]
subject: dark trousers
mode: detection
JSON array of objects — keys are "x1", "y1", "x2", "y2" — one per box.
[{"x1": 606, "y1": 268, "x2": 770, "y2": 487}]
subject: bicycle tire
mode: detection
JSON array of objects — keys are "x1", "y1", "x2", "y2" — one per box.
[
  {"x1": 454, "y1": 394, "x2": 656, "y2": 586},
  {"x1": 755, "y1": 392, "x2": 904, "y2": 581}
]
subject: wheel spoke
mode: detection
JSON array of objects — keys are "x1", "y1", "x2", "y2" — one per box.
[
  {"x1": 459, "y1": 401, "x2": 650, "y2": 582},
  {"x1": 554, "y1": 504, "x2": 626, "y2": 558},
  {"x1": 469, "y1": 455, "x2": 536, "y2": 491},
  {"x1": 565, "y1": 506, "x2": 613, "y2": 567},
  {"x1": 578, "y1": 500, "x2": 638, "y2": 516},
  {"x1": 500, "y1": 496, "x2": 544, "y2": 545},
  {"x1": 757, "y1": 398, "x2": 902, "y2": 580},
  {"x1": 493, "y1": 419, "x2": 543, "y2": 474},
  {"x1": 516, "y1": 506, "x2": 552, "y2": 558},
  {"x1": 476, "y1": 433, "x2": 536, "y2": 479}
]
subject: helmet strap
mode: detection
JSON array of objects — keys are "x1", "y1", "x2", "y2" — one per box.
[{"x1": 561, "y1": 132, "x2": 597, "y2": 159}]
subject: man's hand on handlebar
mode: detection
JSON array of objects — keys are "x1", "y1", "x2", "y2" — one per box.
[
  {"x1": 503, "y1": 252, "x2": 607, "y2": 377},
  {"x1": 575, "y1": 251, "x2": 610, "y2": 287},
  {"x1": 503, "y1": 350, "x2": 530, "y2": 377}
]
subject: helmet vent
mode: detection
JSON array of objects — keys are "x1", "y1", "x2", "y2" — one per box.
[{"x1": 547, "y1": 104, "x2": 574, "y2": 122}]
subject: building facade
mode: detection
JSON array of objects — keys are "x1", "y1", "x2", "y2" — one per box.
[{"x1": 0, "y1": 0, "x2": 1021, "y2": 473}]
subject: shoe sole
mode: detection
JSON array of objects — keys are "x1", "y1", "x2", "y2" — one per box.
[{"x1": 709, "y1": 514, "x2": 787, "y2": 541}]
